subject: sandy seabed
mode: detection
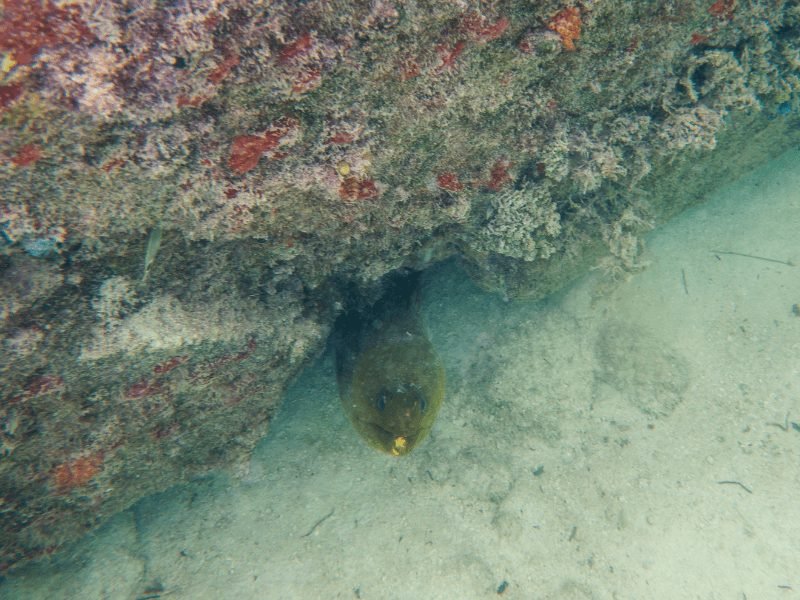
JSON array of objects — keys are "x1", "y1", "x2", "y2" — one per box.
[{"x1": 4, "y1": 148, "x2": 800, "y2": 599}]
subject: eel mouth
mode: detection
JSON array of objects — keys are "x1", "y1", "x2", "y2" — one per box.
[{"x1": 363, "y1": 421, "x2": 418, "y2": 456}]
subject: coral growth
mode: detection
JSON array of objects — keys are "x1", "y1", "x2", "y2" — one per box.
[
  {"x1": 0, "y1": 0, "x2": 92, "y2": 66},
  {"x1": 658, "y1": 106, "x2": 726, "y2": 151},
  {"x1": 596, "y1": 206, "x2": 654, "y2": 279},
  {"x1": 1, "y1": 0, "x2": 799, "y2": 573},
  {"x1": 437, "y1": 172, "x2": 465, "y2": 193},
  {"x1": 471, "y1": 186, "x2": 562, "y2": 262},
  {"x1": 9, "y1": 144, "x2": 42, "y2": 168},
  {"x1": 461, "y1": 12, "x2": 510, "y2": 43},
  {"x1": 709, "y1": 0, "x2": 736, "y2": 21},
  {"x1": 52, "y1": 453, "x2": 103, "y2": 493},
  {"x1": 339, "y1": 176, "x2": 380, "y2": 201},
  {"x1": 228, "y1": 117, "x2": 300, "y2": 175},
  {"x1": 547, "y1": 7, "x2": 582, "y2": 51}
]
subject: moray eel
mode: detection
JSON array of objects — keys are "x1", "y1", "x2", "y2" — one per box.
[{"x1": 334, "y1": 271, "x2": 445, "y2": 456}]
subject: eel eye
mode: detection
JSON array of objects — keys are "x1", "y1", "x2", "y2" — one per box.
[
  {"x1": 409, "y1": 384, "x2": 426, "y2": 413},
  {"x1": 376, "y1": 390, "x2": 387, "y2": 412}
]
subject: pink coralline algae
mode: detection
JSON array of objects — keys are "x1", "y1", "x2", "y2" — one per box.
[
  {"x1": 0, "y1": 82, "x2": 24, "y2": 113},
  {"x1": 124, "y1": 355, "x2": 191, "y2": 402},
  {"x1": 124, "y1": 379, "x2": 166, "y2": 400},
  {"x1": 327, "y1": 132, "x2": 356, "y2": 145},
  {"x1": 339, "y1": 176, "x2": 379, "y2": 201},
  {"x1": 398, "y1": 56, "x2": 421, "y2": 81},
  {"x1": 436, "y1": 172, "x2": 465, "y2": 192},
  {"x1": 0, "y1": 0, "x2": 93, "y2": 66},
  {"x1": 153, "y1": 355, "x2": 189, "y2": 375},
  {"x1": 176, "y1": 94, "x2": 208, "y2": 108},
  {"x1": 277, "y1": 33, "x2": 315, "y2": 64},
  {"x1": 10, "y1": 144, "x2": 43, "y2": 168},
  {"x1": 290, "y1": 67, "x2": 323, "y2": 94},
  {"x1": 228, "y1": 118, "x2": 299, "y2": 175},
  {"x1": 0, "y1": 1, "x2": 248, "y2": 120},
  {"x1": 52, "y1": 452, "x2": 104, "y2": 493},
  {"x1": 276, "y1": 32, "x2": 329, "y2": 96},
  {"x1": 228, "y1": 135, "x2": 278, "y2": 174},
  {"x1": 207, "y1": 52, "x2": 240, "y2": 85},
  {"x1": 435, "y1": 40, "x2": 467, "y2": 73},
  {"x1": 10, "y1": 374, "x2": 65, "y2": 405},
  {"x1": 189, "y1": 338, "x2": 257, "y2": 384},
  {"x1": 709, "y1": 0, "x2": 736, "y2": 20},
  {"x1": 486, "y1": 160, "x2": 512, "y2": 191},
  {"x1": 460, "y1": 12, "x2": 510, "y2": 43}
]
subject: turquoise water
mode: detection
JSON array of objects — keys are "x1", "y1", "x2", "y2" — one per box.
[{"x1": 3, "y1": 148, "x2": 800, "y2": 599}]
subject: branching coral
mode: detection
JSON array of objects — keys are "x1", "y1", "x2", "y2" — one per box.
[
  {"x1": 658, "y1": 105, "x2": 726, "y2": 152},
  {"x1": 595, "y1": 206, "x2": 654, "y2": 279},
  {"x1": 470, "y1": 185, "x2": 561, "y2": 262}
]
